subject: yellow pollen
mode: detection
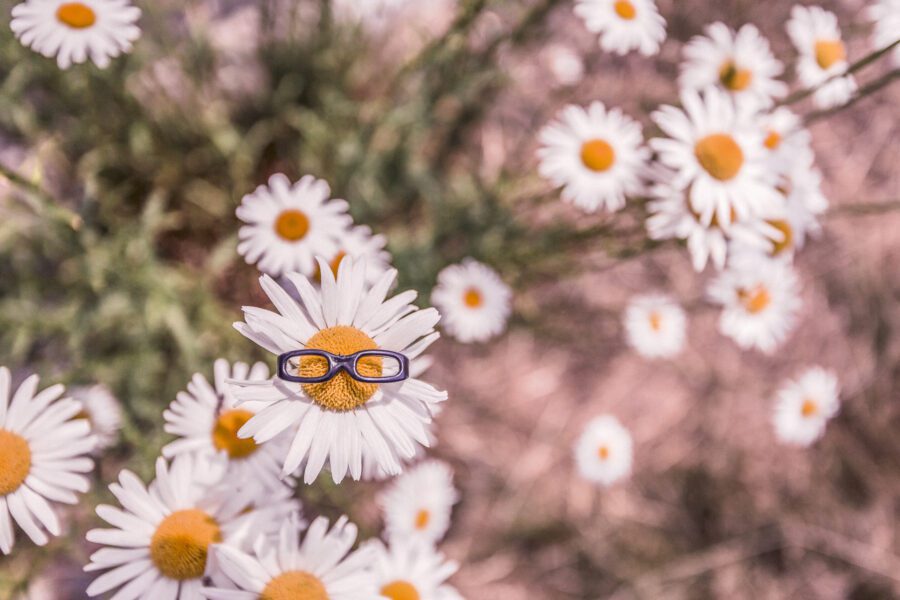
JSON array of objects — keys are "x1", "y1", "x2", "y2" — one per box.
[
  {"x1": 274, "y1": 209, "x2": 310, "y2": 242},
  {"x1": 56, "y1": 2, "x2": 96, "y2": 28},
  {"x1": 261, "y1": 571, "x2": 328, "y2": 600},
  {"x1": 815, "y1": 39, "x2": 846, "y2": 70},
  {"x1": 719, "y1": 61, "x2": 753, "y2": 91},
  {"x1": 211, "y1": 409, "x2": 258, "y2": 459},
  {"x1": 580, "y1": 139, "x2": 616, "y2": 172},
  {"x1": 766, "y1": 219, "x2": 793, "y2": 256},
  {"x1": 463, "y1": 287, "x2": 483, "y2": 308},
  {"x1": 694, "y1": 133, "x2": 744, "y2": 181},
  {"x1": 737, "y1": 286, "x2": 771, "y2": 314},
  {"x1": 801, "y1": 399, "x2": 818, "y2": 417},
  {"x1": 149, "y1": 509, "x2": 222, "y2": 581},
  {"x1": 300, "y1": 326, "x2": 382, "y2": 412},
  {"x1": 381, "y1": 580, "x2": 421, "y2": 600},
  {"x1": 414, "y1": 509, "x2": 430, "y2": 530},
  {"x1": 0, "y1": 430, "x2": 32, "y2": 496},
  {"x1": 613, "y1": 0, "x2": 636, "y2": 20},
  {"x1": 764, "y1": 131, "x2": 782, "y2": 150},
  {"x1": 648, "y1": 311, "x2": 662, "y2": 331},
  {"x1": 597, "y1": 445, "x2": 610, "y2": 460}
]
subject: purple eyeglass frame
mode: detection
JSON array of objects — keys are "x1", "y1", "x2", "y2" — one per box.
[{"x1": 276, "y1": 349, "x2": 410, "y2": 384}]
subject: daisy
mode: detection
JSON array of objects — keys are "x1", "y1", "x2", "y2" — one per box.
[
  {"x1": 537, "y1": 102, "x2": 649, "y2": 213},
  {"x1": 757, "y1": 107, "x2": 813, "y2": 175},
  {"x1": 706, "y1": 255, "x2": 802, "y2": 353},
  {"x1": 162, "y1": 359, "x2": 290, "y2": 494},
  {"x1": 574, "y1": 415, "x2": 633, "y2": 487},
  {"x1": 69, "y1": 383, "x2": 122, "y2": 451},
  {"x1": 786, "y1": 5, "x2": 857, "y2": 109},
  {"x1": 574, "y1": 0, "x2": 666, "y2": 56},
  {"x1": 623, "y1": 294, "x2": 687, "y2": 358},
  {"x1": 318, "y1": 224, "x2": 393, "y2": 286},
  {"x1": 868, "y1": 0, "x2": 900, "y2": 67},
  {"x1": 0, "y1": 368, "x2": 96, "y2": 554},
  {"x1": 431, "y1": 258, "x2": 512, "y2": 343},
  {"x1": 369, "y1": 538, "x2": 463, "y2": 600},
  {"x1": 541, "y1": 43, "x2": 585, "y2": 86},
  {"x1": 11, "y1": 0, "x2": 141, "y2": 69},
  {"x1": 236, "y1": 173, "x2": 353, "y2": 278},
  {"x1": 232, "y1": 257, "x2": 446, "y2": 484},
  {"x1": 773, "y1": 367, "x2": 840, "y2": 446},
  {"x1": 650, "y1": 87, "x2": 781, "y2": 227},
  {"x1": 379, "y1": 460, "x2": 459, "y2": 546},
  {"x1": 202, "y1": 515, "x2": 376, "y2": 600}
]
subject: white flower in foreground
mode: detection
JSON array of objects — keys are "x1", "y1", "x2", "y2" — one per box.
[
  {"x1": 236, "y1": 173, "x2": 353, "y2": 277},
  {"x1": 369, "y1": 538, "x2": 463, "y2": 600},
  {"x1": 574, "y1": 415, "x2": 633, "y2": 487},
  {"x1": 11, "y1": 0, "x2": 141, "y2": 69},
  {"x1": 69, "y1": 383, "x2": 122, "y2": 451},
  {"x1": 574, "y1": 0, "x2": 666, "y2": 56},
  {"x1": 773, "y1": 367, "x2": 840, "y2": 446},
  {"x1": 431, "y1": 258, "x2": 511, "y2": 343},
  {"x1": 202, "y1": 515, "x2": 376, "y2": 600},
  {"x1": 380, "y1": 460, "x2": 459, "y2": 546},
  {"x1": 232, "y1": 258, "x2": 447, "y2": 484},
  {"x1": 707, "y1": 255, "x2": 801, "y2": 353},
  {"x1": 868, "y1": 0, "x2": 900, "y2": 66},
  {"x1": 680, "y1": 22, "x2": 787, "y2": 110},
  {"x1": 786, "y1": 5, "x2": 857, "y2": 109},
  {"x1": 319, "y1": 224, "x2": 393, "y2": 286},
  {"x1": 623, "y1": 294, "x2": 686, "y2": 359},
  {"x1": 537, "y1": 102, "x2": 649, "y2": 213},
  {"x1": 0, "y1": 368, "x2": 96, "y2": 554}
]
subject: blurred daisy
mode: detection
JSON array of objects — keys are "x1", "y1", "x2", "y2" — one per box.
[
  {"x1": 868, "y1": 0, "x2": 900, "y2": 66},
  {"x1": 11, "y1": 0, "x2": 141, "y2": 69},
  {"x1": 379, "y1": 460, "x2": 459, "y2": 546},
  {"x1": 541, "y1": 43, "x2": 585, "y2": 86},
  {"x1": 203, "y1": 515, "x2": 376, "y2": 600},
  {"x1": 537, "y1": 102, "x2": 649, "y2": 213},
  {"x1": 680, "y1": 22, "x2": 787, "y2": 110},
  {"x1": 786, "y1": 5, "x2": 857, "y2": 109},
  {"x1": 707, "y1": 255, "x2": 801, "y2": 353},
  {"x1": 236, "y1": 173, "x2": 353, "y2": 278},
  {"x1": 232, "y1": 258, "x2": 446, "y2": 484},
  {"x1": 574, "y1": 415, "x2": 633, "y2": 487},
  {"x1": 757, "y1": 107, "x2": 813, "y2": 173},
  {"x1": 773, "y1": 367, "x2": 840, "y2": 446},
  {"x1": 369, "y1": 538, "x2": 462, "y2": 600},
  {"x1": 0, "y1": 368, "x2": 96, "y2": 554},
  {"x1": 69, "y1": 383, "x2": 122, "y2": 451},
  {"x1": 623, "y1": 294, "x2": 687, "y2": 358},
  {"x1": 318, "y1": 224, "x2": 393, "y2": 286},
  {"x1": 574, "y1": 0, "x2": 666, "y2": 56},
  {"x1": 431, "y1": 258, "x2": 512, "y2": 343}
]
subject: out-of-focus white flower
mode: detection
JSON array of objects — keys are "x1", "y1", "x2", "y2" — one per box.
[
  {"x1": 318, "y1": 225, "x2": 392, "y2": 287},
  {"x1": 574, "y1": 0, "x2": 666, "y2": 56},
  {"x1": 867, "y1": 0, "x2": 900, "y2": 66},
  {"x1": 69, "y1": 383, "x2": 122, "y2": 452},
  {"x1": 756, "y1": 107, "x2": 813, "y2": 175},
  {"x1": 541, "y1": 43, "x2": 585, "y2": 86},
  {"x1": 379, "y1": 460, "x2": 459, "y2": 546},
  {"x1": 369, "y1": 537, "x2": 463, "y2": 600},
  {"x1": 773, "y1": 367, "x2": 840, "y2": 446},
  {"x1": 786, "y1": 5, "x2": 857, "y2": 109},
  {"x1": 431, "y1": 258, "x2": 511, "y2": 343},
  {"x1": 574, "y1": 415, "x2": 633, "y2": 487},
  {"x1": 623, "y1": 294, "x2": 687, "y2": 358}
]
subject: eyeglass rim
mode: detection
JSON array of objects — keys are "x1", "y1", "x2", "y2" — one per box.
[{"x1": 276, "y1": 349, "x2": 410, "y2": 384}]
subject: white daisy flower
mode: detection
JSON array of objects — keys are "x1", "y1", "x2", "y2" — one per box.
[
  {"x1": 786, "y1": 5, "x2": 857, "y2": 109},
  {"x1": 236, "y1": 173, "x2": 353, "y2": 278},
  {"x1": 650, "y1": 87, "x2": 781, "y2": 227},
  {"x1": 757, "y1": 107, "x2": 813, "y2": 175},
  {"x1": 680, "y1": 22, "x2": 787, "y2": 110},
  {"x1": 202, "y1": 515, "x2": 376, "y2": 600},
  {"x1": 0, "y1": 368, "x2": 96, "y2": 554},
  {"x1": 868, "y1": 0, "x2": 900, "y2": 67},
  {"x1": 379, "y1": 459, "x2": 459, "y2": 546},
  {"x1": 541, "y1": 43, "x2": 585, "y2": 86},
  {"x1": 69, "y1": 383, "x2": 122, "y2": 451},
  {"x1": 369, "y1": 537, "x2": 463, "y2": 600},
  {"x1": 431, "y1": 258, "x2": 512, "y2": 343},
  {"x1": 537, "y1": 101, "x2": 649, "y2": 213},
  {"x1": 623, "y1": 294, "x2": 687, "y2": 359},
  {"x1": 232, "y1": 257, "x2": 447, "y2": 484},
  {"x1": 773, "y1": 366, "x2": 840, "y2": 446},
  {"x1": 707, "y1": 255, "x2": 802, "y2": 353},
  {"x1": 318, "y1": 224, "x2": 393, "y2": 286},
  {"x1": 11, "y1": 0, "x2": 141, "y2": 69},
  {"x1": 574, "y1": 0, "x2": 666, "y2": 56},
  {"x1": 574, "y1": 415, "x2": 633, "y2": 487}
]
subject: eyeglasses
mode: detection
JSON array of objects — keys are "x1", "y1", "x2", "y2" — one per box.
[{"x1": 276, "y1": 349, "x2": 410, "y2": 384}]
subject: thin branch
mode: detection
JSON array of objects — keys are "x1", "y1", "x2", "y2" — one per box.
[
  {"x1": 0, "y1": 163, "x2": 81, "y2": 229},
  {"x1": 827, "y1": 199, "x2": 900, "y2": 217},
  {"x1": 804, "y1": 68, "x2": 900, "y2": 125}
]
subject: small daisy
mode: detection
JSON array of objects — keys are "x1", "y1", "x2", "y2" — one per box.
[
  {"x1": 369, "y1": 538, "x2": 463, "y2": 600},
  {"x1": 541, "y1": 43, "x2": 585, "y2": 86},
  {"x1": 537, "y1": 102, "x2": 649, "y2": 213},
  {"x1": 232, "y1": 257, "x2": 446, "y2": 484},
  {"x1": 757, "y1": 107, "x2": 813, "y2": 175},
  {"x1": 202, "y1": 515, "x2": 376, "y2": 600},
  {"x1": 574, "y1": 415, "x2": 633, "y2": 487},
  {"x1": 379, "y1": 460, "x2": 459, "y2": 546},
  {"x1": 623, "y1": 294, "x2": 687, "y2": 359},
  {"x1": 651, "y1": 87, "x2": 781, "y2": 227},
  {"x1": 318, "y1": 224, "x2": 393, "y2": 286},
  {"x1": 69, "y1": 383, "x2": 122, "y2": 451},
  {"x1": 431, "y1": 258, "x2": 512, "y2": 343},
  {"x1": 0, "y1": 368, "x2": 96, "y2": 554},
  {"x1": 236, "y1": 173, "x2": 353, "y2": 278},
  {"x1": 707, "y1": 255, "x2": 802, "y2": 353},
  {"x1": 574, "y1": 0, "x2": 666, "y2": 56},
  {"x1": 868, "y1": 0, "x2": 900, "y2": 67},
  {"x1": 680, "y1": 22, "x2": 787, "y2": 110},
  {"x1": 786, "y1": 5, "x2": 857, "y2": 109},
  {"x1": 11, "y1": 0, "x2": 141, "y2": 69},
  {"x1": 773, "y1": 367, "x2": 840, "y2": 446}
]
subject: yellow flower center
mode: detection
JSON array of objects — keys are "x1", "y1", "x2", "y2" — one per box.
[
  {"x1": 56, "y1": 2, "x2": 96, "y2": 28},
  {"x1": 613, "y1": 0, "x2": 636, "y2": 20},
  {"x1": 718, "y1": 61, "x2": 753, "y2": 91},
  {"x1": 801, "y1": 399, "x2": 818, "y2": 417},
  {"x1": 381, "y1": 580, "x2": 421, "y2": 600},
  {"x1": 149, "y1": 509, "x2": 222, "y2": 581},
  {"x1": 261, "y1": 571, "x2": 328, "y2": 600},
  {"x1": 580, "y1": 139, "x2": 616, "y2": 172},
  {"x1": 815, "y1": 39, "x2": 846, "y2": 69},
  {"x1": 737, "y1": 286, "x2": 771, "y2": 314},
  {"x1": 274, "y1": 209, "x2": 310, "y2": 242},
  {"x1": 597, "y1": 445, "x2": 610, "y2": 460},
  {"x1": 463, "y1": 287, "x2": 483, "y2": 308},
  {"x1": 300, "y1": 326, "x2": 382, "y2": 411},
  {"x1": 766, "y1": 219, "x2": 793, "y2": 256},
  {"x1": 414, "y1": 509, "x2": 430, "y2": 530},
  {"x1": 211, "y1": 409, "x2": 258, "y2": 459},
  {"x1": 648, "y1": 311, "x2": 662, "y2": 331},
  {"x1": 764, "y1": 131, "x2": 782, "y2": 150},
  {"x1": 0, "y1": 430, "x2": 32, "y2": 496},
  {"x1": 694, "y1": 133, "x2": 744, "y2": 181}
]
